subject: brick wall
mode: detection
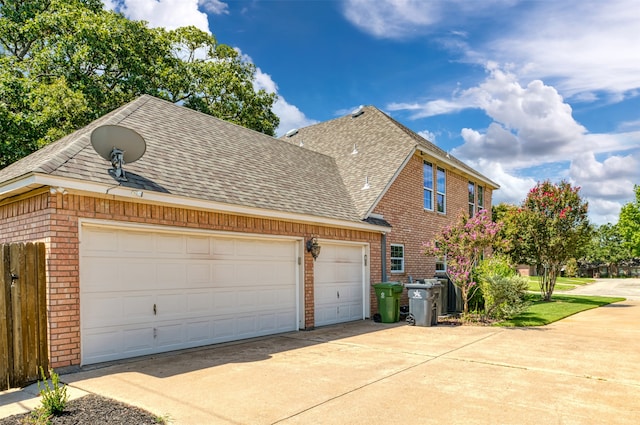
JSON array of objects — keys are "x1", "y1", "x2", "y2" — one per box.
[
  {"x1": 0, "y1": 190, "x2": 381, "y2": 368},
  {"x1": 373, "y1": 153, "x2": 494, "y2": 304}
]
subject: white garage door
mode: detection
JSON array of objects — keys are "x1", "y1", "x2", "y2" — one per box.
[
  {"x1": 80, "y1": 224, "x2": 298, "y2": 365},
  {"x1": 314, "y1": 242, "x2": 365, "y2": 327}
]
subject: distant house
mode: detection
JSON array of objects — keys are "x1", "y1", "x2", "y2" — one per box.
[{"x1": 0, "y1": 96, "x2": 497, "y2": 369}]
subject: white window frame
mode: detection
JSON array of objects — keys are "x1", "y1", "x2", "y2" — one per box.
[
  {"x1": 436, "y1": 166, "x2": 446, "y2": 214},
  {"x1": 423, "y1": 161, "x2": 434, "y2": 211},
  {"x1": 477, "y1": 185, "x2": 484, "y2": 211},
  {"x1": 468, "y1": 181, "x2": 475, "y2": 216},
  {"x1": 390, "y1": 244, "x2": 405, "y2": 274}
]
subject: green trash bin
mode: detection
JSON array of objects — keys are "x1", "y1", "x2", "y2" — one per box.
[{"x1": 373, "y1": 282, "x2": 403, "y2": 323}]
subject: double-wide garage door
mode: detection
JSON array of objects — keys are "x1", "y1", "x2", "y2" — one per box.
[{"x1": 80, "y1": 224, "x2": 298, "y2": 365}]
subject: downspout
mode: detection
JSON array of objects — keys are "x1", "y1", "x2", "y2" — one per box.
[{"x1": 381, "y1": 233, "x2": 387, "y2": 282}]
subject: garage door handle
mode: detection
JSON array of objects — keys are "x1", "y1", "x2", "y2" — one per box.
[
  {"x1": 153, "y1": 304, "x2": 157, "y2": 315},
  {"x1": 337, "y1": 291, "x2": 340, "y2": 299}
]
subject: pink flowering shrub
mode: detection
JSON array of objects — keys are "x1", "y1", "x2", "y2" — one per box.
[{"x1": 424, "y1": 209, "x2": 504, "y2": 315}]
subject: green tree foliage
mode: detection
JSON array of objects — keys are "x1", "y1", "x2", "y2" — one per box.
[
  {"x1": 618, "y1": 185, "x2": 640, "y2": 257},
  {"x1": 583, "y1": 223, "x2": 633, "y2": 276},
  {"x1": 0, "y1": 0, "x2": 279, "y2": 168},
  {"x1": 501, "y1": 180, "x2": 592, "y2": 301}
]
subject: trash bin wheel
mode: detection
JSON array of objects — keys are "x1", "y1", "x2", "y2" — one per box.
[{"x1": 406, "y1": 313, "x2": 416, "y2": 326}]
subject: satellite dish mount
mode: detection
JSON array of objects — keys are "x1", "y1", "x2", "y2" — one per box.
[{"x1": 90, "y1": 125, "x2": 146, "y2": 182}]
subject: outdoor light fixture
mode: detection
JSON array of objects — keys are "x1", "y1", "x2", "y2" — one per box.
[{"x1": 306, "y1": 237, "x2": 321, "y2": 260}]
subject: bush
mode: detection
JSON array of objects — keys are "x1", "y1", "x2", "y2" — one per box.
[
  {"x1": 481, "y1": 275, "x2": 529, "y2": 319},
  {"x1": 36, "y1": 367, "x2": 69, "y2": 417},
  {"x1": 565, "y1": 258, "x2": 578, "y2": 277}
]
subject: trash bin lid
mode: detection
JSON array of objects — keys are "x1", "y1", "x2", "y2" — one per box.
[{"x1": 374, "y1": 282, "x2": 404, "y2": 293}]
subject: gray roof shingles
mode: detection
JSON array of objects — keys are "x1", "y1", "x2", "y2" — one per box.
[
  {"x1": 281, "y1": 106, "x2": 499, "y2": 218},
  {"x1": 0, "y1": 95, "x2": 364, "y2": 224}
]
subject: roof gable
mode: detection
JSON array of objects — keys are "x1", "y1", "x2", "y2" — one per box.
[{"x1": 282, "y1": 106, "x2": 499, "y2": 218}]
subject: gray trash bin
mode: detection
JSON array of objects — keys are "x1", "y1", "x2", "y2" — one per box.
[{"x1": 406, "y1": 280, "x2": 443, "y2": 326}]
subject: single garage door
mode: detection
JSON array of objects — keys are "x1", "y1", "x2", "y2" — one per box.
[
  {"x1": 80, "y1": 224, "x2": 298, "y2": 365},
  {"x1": 314, "y1": 242, "x2": 366, "y2": 327}
]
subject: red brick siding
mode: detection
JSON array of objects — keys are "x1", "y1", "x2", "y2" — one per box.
[
  {"x1": 373, "y1": 154, "x2": 493, "y2": 305},
  {"x1": 1, "y1": 190, "x2": 381, "y2": 367}
]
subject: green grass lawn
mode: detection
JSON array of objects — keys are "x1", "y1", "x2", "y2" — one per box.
[
  {"x1": 497, "y1": 294, "x2": 625, "y2": 327},
  {"x1": 526, "y1": 276, "x2": 595, "y2": 292}
]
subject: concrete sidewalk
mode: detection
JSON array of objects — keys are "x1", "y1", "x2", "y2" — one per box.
[{"x1": 3, "y1": 297, "x2": 639, "y2": 424}]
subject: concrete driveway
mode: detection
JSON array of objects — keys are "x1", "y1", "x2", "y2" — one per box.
[{"x1": 56, "y1": 286, "x2": 640, "y2": 425}]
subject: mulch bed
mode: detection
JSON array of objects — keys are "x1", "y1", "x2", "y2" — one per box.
[{"x1": 0, "y1": 394, "x2": 163, "y2": 425}]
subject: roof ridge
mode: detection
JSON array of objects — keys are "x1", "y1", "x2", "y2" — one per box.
[{"x1": 377, "y1": 108, "x2": 499, "y2": 188}]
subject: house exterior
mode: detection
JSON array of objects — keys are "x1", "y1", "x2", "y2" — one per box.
[
  {"x1": 0, "y1": 96, "x2": 497, "y2": 369},
  {"x1": 282, "y1": 106, "x2": 498, "y2": 294}
]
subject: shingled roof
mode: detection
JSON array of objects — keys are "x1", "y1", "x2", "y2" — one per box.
[
  {"x1": 281, "y1": 106, "x2": 499, "y2": 218},
  {"x1": 0, "y1": 95, "x2": 368, "y2": 225}
]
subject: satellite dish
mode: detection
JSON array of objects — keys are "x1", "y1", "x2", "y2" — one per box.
[{"x1": 90, "y1": 125, "x2": 146, "y2": 181}]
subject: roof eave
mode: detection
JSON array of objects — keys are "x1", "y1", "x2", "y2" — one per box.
[
  {"x1": 416, "y1": 146, "x2": 500, "y2": 189},
  {"x1": 0, "y1": 174, "x2": 391, "y2": 234}
]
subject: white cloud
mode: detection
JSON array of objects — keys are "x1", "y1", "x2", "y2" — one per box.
[
  {"x1": 390, "y1": 64, "x2": 640, "y2": 225},
  {"x1": 341, "y1": 0, "x2": 514, "y2": 40},
  {"x1": 108, "y1": 0, "x2": 210, "y2": 32},
  {"x1": 341, "y1": 0, "x2": 441, "y2": 39},
  {"x1": 198, "y1": 0, "x2": 229, "y2": 15},
  {"x1": 486, "y1": 0, "x2": 640, "y2": 98},
  {"x1": 418, "y1": 130, "x2": 437, "y2": 143}
]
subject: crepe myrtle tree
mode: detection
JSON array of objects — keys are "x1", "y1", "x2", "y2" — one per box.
[
  {"x1": 503, "y1": 180, "x2": 591, "y2": 301},
  {"x1": 424, "y1": 209, "x2": 504, "y2": 315}
]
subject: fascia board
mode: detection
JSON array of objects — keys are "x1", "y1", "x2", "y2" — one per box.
[{"x1": 0, "y1": 174, "x2": 390, "y2": 234}]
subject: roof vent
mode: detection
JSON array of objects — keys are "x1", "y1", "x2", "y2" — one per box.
[
  {"x1": 91, "y1": 125, "x2": 146, "y2": 182},
  {"x1": 351, "y1": 105, "x2": 364, "y2": 118},
  {"x1": 361, "y1": 176, "x2": 370, "y2": 190},
  {"x1": 351, "y1": 143, "x2": 358, "y2": 155},
  {"x1": 285, "y1": 128, "x2": 299, "y2": 137},
  {"x1": 299, "y1": 139, "x2": 304, "y2": 147}
]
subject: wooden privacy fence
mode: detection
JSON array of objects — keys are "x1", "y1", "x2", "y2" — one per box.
[{"x1": 0, "y1": 242, "x2": 48, "y2": 390}]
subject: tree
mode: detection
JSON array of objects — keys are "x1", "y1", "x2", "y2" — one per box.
[
  {"x1": 618, "y1": 185, "x2": 640, "y2": 257},
  {"x1": 583, "y1": 223, "x2": 633, "y2": 277},
  {"x1": 502, "y1": 180, "x2": 592, "y2": 301},
  {"x1": 0, "y1": 0, "x2": 279, "y2": 168},
  {"x1": 424, "y1": 209, "x2": 503, "y2": 315}
]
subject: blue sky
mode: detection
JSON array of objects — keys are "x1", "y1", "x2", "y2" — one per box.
[{"x1": 106, "y1": 0, "x2": 640, "y2": 225}]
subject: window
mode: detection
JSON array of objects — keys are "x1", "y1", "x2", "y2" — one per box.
[
  {"x1": 468, "y1": 181, "x2": 475, "y2": 216},
  {"x1": 390, "y1": 244, "x2": 404, "y2": 273},
  {"x1": 436, "y1": 167, "x2": 446, "y2": 213},
  {"x1": 477, "y1": 185, "x2": 484, "y2": 211},
  {"x1": 435, "y1": 255, "x2": 447, "y2": 274},
  {"x1": 423, "y1": 162, "x2": 433, "y2": 210},
  {"x1": 435, "y1": 242, "x2": 447, "y2": 274}
]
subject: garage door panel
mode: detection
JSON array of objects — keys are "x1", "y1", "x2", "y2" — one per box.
[
  {"x1": 187, "y1": 263, "x2": 211, "y2": 285},
  {"x1": 121, "y1": 231, "x2": 154, "y2": 254},
  {"x1": 83, "y1": 296, "x2": 123, "y2": 328},
  {"x1": 186, "y1": 236, "x2": 210, "y2": 255},
  {"x1": 187, "y1": 321, "x2": 210, "y2": 342},
  {"x1": 156, "y1": 263, "x2": 186, "y2": 287},
  {"x1": 187, "y1": 292, "x2": 212, "y2": 313},
  {"x1": 119, "y1": 262, "x2": 157, "y2": 290},
  {"x1": 156, "y1": 234, "x2": 185, "y2": 254}
]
